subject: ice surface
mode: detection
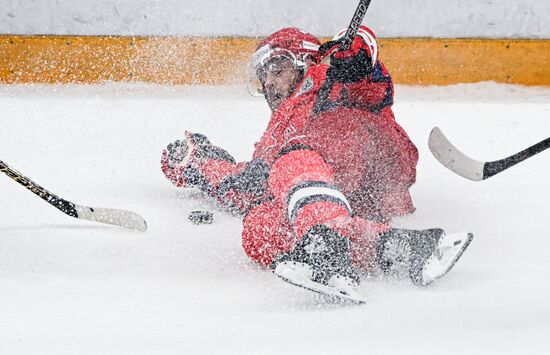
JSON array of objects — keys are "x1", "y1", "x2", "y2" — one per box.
[{"x1": 1, "y1": 82, "x2": 549, "y2": 354}]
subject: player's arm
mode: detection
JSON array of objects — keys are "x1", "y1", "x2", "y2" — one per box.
[
  {"x1": 161, "y1": 132, "x2": 270, "y2": 214},
  {"x1": 320, "y1": 26, "x2": 393, "y2": 111}
]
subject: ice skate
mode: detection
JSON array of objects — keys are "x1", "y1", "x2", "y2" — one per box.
[
  {"x1": 272, "y1": 225, "x2": 366, "y2": 304},
  {"x1": 378, "y1": 228, "x2": 473, "y2": 286}
]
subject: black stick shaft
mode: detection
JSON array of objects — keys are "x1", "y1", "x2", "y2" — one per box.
[
  {"x1": 313, "y1": 0, "x2": 372, "y2": 114},
  {"x1": 0, "y1": 159, "x2": 78, "y2": 217},
  {"x1": 483, "y1": 136, "x2": 550, "y2": 179},
  {"x1": 340, "y1": 0, "x2": 372, "y2": 51}
]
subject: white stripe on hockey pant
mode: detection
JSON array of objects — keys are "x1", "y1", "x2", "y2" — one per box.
[{"x1": 287, "y1": 185, "x2": 352, "y2": 222}]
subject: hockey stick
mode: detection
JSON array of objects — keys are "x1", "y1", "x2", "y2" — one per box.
[
  {"x1": 313, "y1": 0, "x2": 372, "y2": 114},
  {"x1": 428, "y1": 127, "x2": 550, "y2": 181},
  {"x1": 339, "y1": 0, "x2": 373, "y2": 51},
  {"x1": 0, "y1": 159, "x2": 147, "y2": 231}
]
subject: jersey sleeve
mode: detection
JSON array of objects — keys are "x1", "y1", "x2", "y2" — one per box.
[{"x1": 214, "y1": 158, "x2": 272, "y2": 214}]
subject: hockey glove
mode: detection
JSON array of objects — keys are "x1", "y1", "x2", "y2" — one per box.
[
  {"x1": 216, "y1": 158, "x2": 271, "y2": 213},
  {"x1": 161, "y1": 131, "x2": 236, "y2": 189},
  {"x1": 320, "y1": 26, "x2": 378, "y2": 84}
]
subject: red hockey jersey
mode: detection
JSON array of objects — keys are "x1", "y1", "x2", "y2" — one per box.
[
  {"x1": 244, "y1": 60, "x2": 418, "y2": 222},
  {"x1": 163, "y1": 57, "x2": 418, "y2": 223}
]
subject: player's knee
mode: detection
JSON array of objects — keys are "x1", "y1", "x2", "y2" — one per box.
[
  {"x1": 268, "y1": 148, "x2": 334, "y2": 201},
  {"x1": 241, "y1": 202, "x2": 294, "y2": 266},
  {"x1": 269, "y1": 148, "x2": 353, "y2": 237}
]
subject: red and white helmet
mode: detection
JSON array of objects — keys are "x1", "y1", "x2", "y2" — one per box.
[
  {"x1": 247, "y1": 28, "x2": 321, "y2": 96},
  {"x1": 252, "y1": 28, "x2": 321, "y2": 70}
]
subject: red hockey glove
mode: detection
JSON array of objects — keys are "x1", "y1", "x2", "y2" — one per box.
[
  {"x1": 161, "y1": 132, "x2": 235, "y2": 189},
  {"x1": 319, "y1": 26, "x2": 379, "y2": 83}
]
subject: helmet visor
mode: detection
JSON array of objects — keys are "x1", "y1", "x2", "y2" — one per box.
[{"x1": 246, "y1": 46, "x2": 306, "y2": 97}]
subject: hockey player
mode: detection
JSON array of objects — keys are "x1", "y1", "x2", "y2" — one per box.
[{"x1": 161, "y1": 27, "x2": 472, "y2": 302}]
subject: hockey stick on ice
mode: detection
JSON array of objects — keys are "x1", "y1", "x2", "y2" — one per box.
[
  {"x1": 428, "y1": 127, "x2": 550, "y2": 181},
  {"x1": 313, "y1": 0, "x2": 372, "y2": 114},
  {"x1": 0, "y1": 159, "x2": 147, "y2": 231}
]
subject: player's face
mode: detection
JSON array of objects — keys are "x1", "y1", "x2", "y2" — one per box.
[{"x1": 258, "y1": 57, "x2": 303, "y2": 112}]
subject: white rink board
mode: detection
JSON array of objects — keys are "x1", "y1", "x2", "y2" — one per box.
[{"x1": 0, "y1": 0, "x2": 549, "y2": 38}]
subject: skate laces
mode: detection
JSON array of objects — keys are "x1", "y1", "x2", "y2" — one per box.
[
  {"x1": 303, "y1": 233, "x2": 329, "y2": 254},
  {"x1": 298, "y1": 225, "x2": 358, "y2": 284}
]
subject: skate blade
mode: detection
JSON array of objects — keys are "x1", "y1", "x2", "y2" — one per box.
[
  {"x1": 274, "y1": 262, "x2": 366, "y2": 305},
  {"x1": 422, "y1": 232, "x2": 474, "y2": 285}
]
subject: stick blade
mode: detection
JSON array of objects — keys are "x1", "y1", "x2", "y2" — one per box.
[
  {"x1": 428, "y1": 127, "x2": 485, "y2": 181},
  {"x1": 75, "y1": 205, "x2": 147, "y2": 231}
]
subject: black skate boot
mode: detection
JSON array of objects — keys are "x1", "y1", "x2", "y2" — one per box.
[
  {"x1": 377, "y1": 228, "x2": 473, "y2": 286},
  {"x1": 271, "y1": 224, "x2": 364, "y2": 303}
]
